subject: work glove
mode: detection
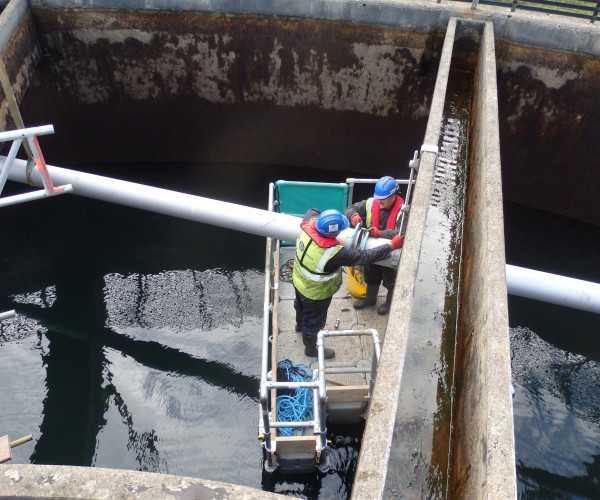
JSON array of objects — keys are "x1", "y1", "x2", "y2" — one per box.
[
  {"x1": 368, "y1": 226, "x2": 381, "y2": 238},
  {"x1": 351, "y1": 215, "x2": 363, "y2": 227},
  {"x1": 390, "y1": 235, "x2": 404, "y2": 249}
]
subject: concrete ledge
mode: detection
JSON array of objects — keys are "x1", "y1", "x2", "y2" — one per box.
[
  {"x1": 0, "y1": 464, "x2": 285, "y2": 499},
  {"x1": 27, "y1": 0, "x2": 600, "y2": 57},
  {"x1": 350, "y1": 17, "x2": 456, "y2": 500},
  {"x1": 451, "y1": 19, "x2": 516, "y2": 499}
]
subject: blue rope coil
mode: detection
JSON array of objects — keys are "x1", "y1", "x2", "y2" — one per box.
[{"x1": 276, "y1": 360, "x2": 315, "y2": 436}]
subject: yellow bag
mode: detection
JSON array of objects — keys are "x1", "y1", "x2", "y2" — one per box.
[{"x1": 347, "y1": 266, "x2": 366, "y2": 298}]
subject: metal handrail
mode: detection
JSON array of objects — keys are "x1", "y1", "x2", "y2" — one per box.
[
  {"x1": 451, "y1": 0, "x2": 600, "y2": 23},
  {"x1": 316, "y1": 327, "x2": 382, "y2": 443},
  {"x1": 258, "y1": 184, "x2": 328, "y2": 470}
]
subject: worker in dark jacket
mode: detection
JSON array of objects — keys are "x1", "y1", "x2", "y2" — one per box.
[
  {"x1": 293, "y1": 208, "x2": 403, "y2": 359},
  {"x1": 344, "y1": 176, "x2": 405, "y2": 315}
]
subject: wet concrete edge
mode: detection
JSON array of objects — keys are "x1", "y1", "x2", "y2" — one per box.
[
  {"x1": 450, "y1": 20, "x2": 517, "y2": 499},
  {"x1": 350, "y1": 17, "x2": 456, "y2": 500}
]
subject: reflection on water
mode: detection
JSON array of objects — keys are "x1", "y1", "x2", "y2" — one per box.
[
  {"x1": 0, "y1": 162, "x2": 374, "y2": 499},
  {"x1": 511, "y1": 327, "x2": 600, "y2": 498},
  {"x1": 505, "y1": 201, "x2": 600, "y2": 499},
  {"x1": 2, "y1": 158, "x2": 599, "y2": 498},
  {"x1": 103, "y1": 269, "x2": 264, "y2": 377}
]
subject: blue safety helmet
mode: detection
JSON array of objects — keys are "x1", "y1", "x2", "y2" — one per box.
[
  {"x1": 373, "y1": 176, "x2": 400, "y2": 199},
  {"x1": 315, "y1": 209, "x2": 349, "y2": 236}
]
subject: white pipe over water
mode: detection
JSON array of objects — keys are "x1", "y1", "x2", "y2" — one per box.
[
  {"x1": 4, "y1": 157, "x2": 600, "y2": 313},
  {"x1": 0, "y1": 310, "x2": 16, "y2": 321},
  {"x1": 506, "y1": 265, "x2": 600, "y2": 314},
  {"x1": 1, "y1": 157, "x2": 399, "y2": 268}
]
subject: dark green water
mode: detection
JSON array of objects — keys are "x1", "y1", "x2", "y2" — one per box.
[
  {"x1": 505, "y1": 203, "x2": 600, "y2": 499},
  {"x1": 2, "y1": 159, "x2": 600, "y2": 499},
  {"x1": 0, "y1": 162, "x2": 371, "y2": 498}
]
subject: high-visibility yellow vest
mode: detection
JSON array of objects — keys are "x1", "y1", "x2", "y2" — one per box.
[{"x1": 292, "y1": 220, "x2": 344, "y2": 300}]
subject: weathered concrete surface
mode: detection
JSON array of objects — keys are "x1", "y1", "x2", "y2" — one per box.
[
  {"x1": 351, "y1": 16, "x2": 456, "y2": 500},
  {"x1": 25, "y1": 0, "x2": 600, "y2": 58},
  {"x1": 496, "y1": 43, "x2": 600, "y2": 226},
  {"x1": 450, "y1": 21, "x2": 516, "y2": 499},
  {"x1": 3, "y1": 0, "x2": 600, "y2": 222},
  {"x1": 0, "y1": 464, "x2": 286, "y2": 499},
  {"x1": 0, "y1": 0, "x2": 41, "y2": 132},
  {"x1": 19, "y1": 9, "x2": 437, "y2": 172}
]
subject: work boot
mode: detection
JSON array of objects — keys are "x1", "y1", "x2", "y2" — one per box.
[
  {"x1": 377, "y1": 289, "x2": 393, "y2": 315},
  {"x1": 302, "y1": 333, "x2": 335, "y2": 359},
  {"x1": 353, "y1": 284, "x2": 379, "y2": 310}
]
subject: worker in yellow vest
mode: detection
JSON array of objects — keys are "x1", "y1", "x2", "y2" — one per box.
[
  {"x1": 293, "y1": 208, "x2": 403, "y2": 359},
  {"x1": 344, "y1": 176, "x2": 405, "y2": 315}
]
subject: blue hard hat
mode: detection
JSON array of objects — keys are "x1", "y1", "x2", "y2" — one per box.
[
  {"x1": 373, "y1": 176, "x2": 400, "y2": 199},
  {"x1": 315, "y1": 209, "x2": 349, "y2": 236}
]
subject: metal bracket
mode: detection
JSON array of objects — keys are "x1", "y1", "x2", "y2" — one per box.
[
  {"x1": 0, "y1": 125, "x2": 73, "y2": 208},
  {"x1": 408, "y1": 144, "x2": 438, "y2": 175},
  {"x1": 408, "y1": 150, "x2": 420, "y2": 172},
  {"x1": 420, "y1": 143, "x2": 439, "y2": 156}
]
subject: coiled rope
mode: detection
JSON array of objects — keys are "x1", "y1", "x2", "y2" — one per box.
[{"x1": 276, "y1": 360, "x2": 315, "y2": 436}]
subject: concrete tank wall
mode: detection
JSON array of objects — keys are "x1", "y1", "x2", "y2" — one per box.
[
  {"x1": 451, "y1": 20, "x2": 516, "y2": 499},
  {"x1": 3, "y1": 0, "x2": 600, "y2": 224},
  {"x1": 0, "y1": 0, "x2": 41, "y2": 132},
  {"x1": 15, "y1": 7, "x2": 440, "y2": 173},
  {"x1": 495, "y1": 44, "x2": 600, "y2": 226}
]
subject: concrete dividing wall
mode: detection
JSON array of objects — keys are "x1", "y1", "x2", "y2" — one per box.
[
  {"x1": 353, "y1": 17, "x2": 516, "y2": 499},
  {"x1": 351, "y1": 17, "x2": 454, "y2": 500},
  {"x1": 451, "y1": 20, "x2": 516, "y2": 499}
]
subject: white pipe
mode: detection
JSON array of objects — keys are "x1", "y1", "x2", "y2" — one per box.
[
  {"x1": 0, "y1": 310, "x2": 16, "y2": 321},
  {"x1": 506, "y1": 264, "x2": 600, "y2": 314},
  {"x1": 1, "y1": 157, "x2": 400, "y2": 267},
  {"x1": 0, "y1": 125, "x2": 54, "y2": 142},
  {"x1": 3, "y1": 158, "x2": 599, "y2": 312},
  {"x1": 0, "y1": 186, "x2": 74, "y2": 208}
]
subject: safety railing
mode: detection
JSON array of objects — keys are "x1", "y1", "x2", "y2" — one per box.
[
  {"x1": 316, "y1": 328, "x2": 382, "y2": 402},
  {"x1": 449, "y1": 0, "x2": 600, "y2": 23},
  {"x1": 258, "y1": 183, "x2": 326, "y2": 470},
  {"x1": 0, "y1": 125, "x2": 72, "y2": 208}
]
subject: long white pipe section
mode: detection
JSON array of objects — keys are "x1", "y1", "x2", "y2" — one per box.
[
  {"x1": 1, "y1": 157, "x2": 399, "y2": 267},
  {"x1": 506, "y1": 265, "x2": 600, "y2": 314},
  {"x1": 4, "y1": 157, "x2": 600, "y2": 313},
  {"x1": 0, "y1": 310, "x2": 16, "y2": 321}
]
